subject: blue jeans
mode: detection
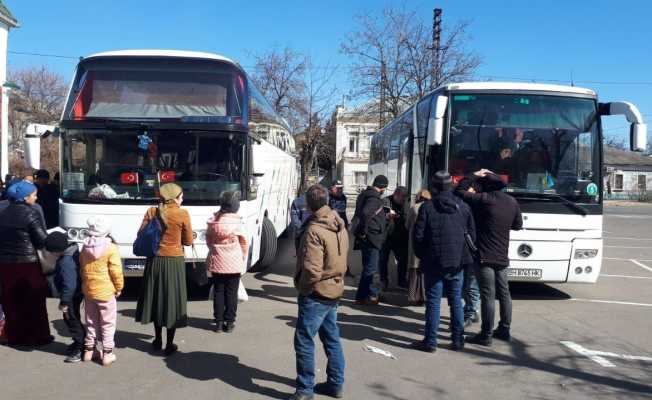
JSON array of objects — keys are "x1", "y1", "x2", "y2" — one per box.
[
  {"x1": 463, "y1": 263, "x2": 480, "y2": 318},
  {"x1": 294, "y1": 296, "x2": 345, "y2": 395},
  {"x1": 356, "y1": 243, "x2": 380, "y2": 300},
  {"x1": 423, "y1": 270, "x2": 465, "y2": 347}
]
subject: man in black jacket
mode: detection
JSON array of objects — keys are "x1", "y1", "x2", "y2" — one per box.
[
  {"x1": 353, "y1": 175, "x2": 388, "y2": 305},
  {"x1": 456, "y1": 170, "x2": 523, "y2": 346},
  {"x1": 413, "y1": 171, "x2": 475, "y2": 352},
  {"x1": 456, "y1": 177, "x2": 482, "y2": 327},
  {"x1": 380, "y1": 186, "x2": 409, "y2": 289}
]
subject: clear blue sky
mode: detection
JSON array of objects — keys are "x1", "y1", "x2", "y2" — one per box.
[{"x1": 5, "y1": 0, "x2": 651, "y2": 142}]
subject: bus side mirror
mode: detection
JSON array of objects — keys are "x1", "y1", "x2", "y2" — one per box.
[
  {"x1": 24, "y1": 134, "x2": 40, "y2": 170},
  {"x1": 600, "y1": 101, "x2": 647, "y2": 152},
  {"x1": 247, "y1": 172, "x2": 264, "y2": 201},
  {"x1": 631, "y1": 123, "x2": 647, "y2": 152},
  {"x1": 427, "y1": 95, "x2": 448, "y2": 146}
]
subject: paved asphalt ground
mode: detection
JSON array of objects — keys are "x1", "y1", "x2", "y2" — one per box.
[{"x1": 1, "y1": 203, "x2": 651, "y2": 400}]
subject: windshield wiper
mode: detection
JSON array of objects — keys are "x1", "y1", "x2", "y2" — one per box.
[{"x1": 510, "y1": 192, "x2": 588, "y2": 216}]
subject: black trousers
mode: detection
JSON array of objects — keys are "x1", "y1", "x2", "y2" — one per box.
[
  {"x1": 477, "y1": 263, "x2": 512, "y2": 334},
  {"x1": 63, "y1": 295, "x2": 85, "y2": 350},
  {"x1": 212, "y1": 274, "x2": 240, "y2": 323},
  {"x1": 380, "y1": 237, "x2": 408, "y2": 287}
]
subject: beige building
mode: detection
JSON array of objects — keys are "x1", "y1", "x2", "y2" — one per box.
[
  {"x1": 331, "y1": 105, "x2": 379, "y2": 194},
  {"x1": 0, "y1": 1, "x2": 17, "y2": 179}
]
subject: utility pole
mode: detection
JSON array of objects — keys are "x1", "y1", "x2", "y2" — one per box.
[
  {"x1": 431, "y1": 8, "x2": 442, "y2": 89},
  {"x1": 379, "y1": 59, "x2": 387, "y2": 128}
]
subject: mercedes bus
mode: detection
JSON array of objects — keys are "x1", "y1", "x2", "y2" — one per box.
[
  {"x1": 45, "y1": 50, "x2": 298, "y2": 277},
  {"x1": 369, "y1": 82, "x2": 647, "y2": 283}
]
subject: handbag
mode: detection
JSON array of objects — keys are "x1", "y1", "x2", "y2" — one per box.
[
  {"x1": 189, "y1": 245, "x2": 209, "y2": 286},
  {"x1": 133, "y1": 208, "x2": 163, "y2": 258},
  {"x1": 407, "y1": 268, "x2": 426, "y2": 305},
  {"x1": 38, "y1": 248, "x2": 59, "y2": 275}
]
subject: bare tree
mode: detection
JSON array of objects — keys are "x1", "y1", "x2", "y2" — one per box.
[
  {"x1": 8, "y1": 66, "x2": 67, "y2": 175},
  {"x1": 604, "y1": 135, "x2": 626, "y2": 150},
  {"x1": 296, "y1": 59, "x2": 339, "y2": 194},
  {"x1": 249, "y1": 47, "x2": 307, "y2": 134},
  {"x1": 249, "y1": 47, "x2": 338, "y2": 193},
  {"x1": 342, "y1": 6, "x2": 481, "y2": 122}
]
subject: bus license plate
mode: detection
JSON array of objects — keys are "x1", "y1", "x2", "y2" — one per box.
[
  {"x1": 124, "y1": 259, "x2": 146, "y2": 271},
  {"x1": 507, "y1": 268, "x2": 542, "y2": 280}
]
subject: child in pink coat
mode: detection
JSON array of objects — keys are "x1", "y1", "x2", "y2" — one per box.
[{"x1": 206, "y1": 191, "x2": 248, "y2": 333}]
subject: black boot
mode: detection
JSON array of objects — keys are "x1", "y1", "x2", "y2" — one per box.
[
  {"x1": 492, "y1": 326, "x2": 511, "y2": 342},
  {"x1": 467, "y1": 332, "x2": 492, "y2": 346},
  {"x1": 314, "y1": 382, "x2": 344, "y2": 398}
]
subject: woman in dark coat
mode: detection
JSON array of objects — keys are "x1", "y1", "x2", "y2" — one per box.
[
  {"x1": 0, "y1": 181, "x2": 53, "y2": 346},
  {"x1": 135, "y1": 183, "x2": 193, "y2": 356}
]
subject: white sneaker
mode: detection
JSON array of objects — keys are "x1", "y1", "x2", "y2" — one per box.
[{"x1": 102, "y1": 351, "x2": 116, "y2": 366}]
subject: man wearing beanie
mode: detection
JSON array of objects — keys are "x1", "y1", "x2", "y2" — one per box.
[
  {"x1": 455, "y1": 169, "x2": 523, "y2": 346},
  {"x1": 352, "y1": 175, "x2": 389, "y2": 305},
  {"x1": 47, "y1": 232, "x2": 85, "y2": 363},
  {"x1": 412, "y1": 171, "x2": 475, "y2": 352}
]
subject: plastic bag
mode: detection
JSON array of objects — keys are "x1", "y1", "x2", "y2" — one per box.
[
  {"x1": 88, "y1": 184, "x2": 118, "y2": 199},
  {"x1": 237, "y1": 279, "x2": 248, "y2": 303}
]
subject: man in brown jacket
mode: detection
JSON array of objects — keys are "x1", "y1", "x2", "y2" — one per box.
[{"x1": 290, "y1": 184, "x2": 348, "y2": 400}]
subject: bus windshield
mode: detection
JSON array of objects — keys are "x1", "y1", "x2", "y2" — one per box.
[
  {"x1": 448, "y1": 94, "x2": 601, "y2": 203},
  {"x1": 66, "y1": 59, "x2": 245, "y2": 122},
  {"x1": 61, "y1": 129, "x2": 245, "y2": 205}
]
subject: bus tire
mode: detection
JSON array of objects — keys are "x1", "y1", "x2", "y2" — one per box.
[{"x1": 253, "y1": 217, "x2": 277, "y2": 271}]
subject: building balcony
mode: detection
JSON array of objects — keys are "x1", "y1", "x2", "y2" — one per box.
[{"x1": 342, "y1": 150, "x2": 370, "y2": 161}]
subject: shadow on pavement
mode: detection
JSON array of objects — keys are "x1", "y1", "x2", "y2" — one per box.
[
  {"x1": 509, "y1": 283, "x2": 572, "y2": 300},
  {"x1": 465, "y1": 338, "x2": 652, "y2": 397},
  {"x1": 276, "y1": 314, "x2": 449, "y2": 350},
  {"x1": 118, "y1": 308, "x2": 215, "y2": 333},
  {"x1": 165, "y1": 351, "x2": 294, "y2": 399}
]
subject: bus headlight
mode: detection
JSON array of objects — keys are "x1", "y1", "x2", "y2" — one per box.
[
  {"x1": 67, "y1": 228, "x2": 79, "y2": 240},
  {"x1": 66, "y1": 227, "x2": 89, "y2": 241},
  {"x1": 78, "y1": 229, "x2": 90, "y2": 240},
  {"x1": 574, "y1": 249, "x2": 598, "y2": 259}
]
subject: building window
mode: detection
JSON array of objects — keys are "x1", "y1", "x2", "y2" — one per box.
[
  {"x1": 348, "y1": 131, "x2": 359, "y2": 153},
  {"x1": 614, "y1": 174, "x2": 624, "y2": 191},
  {"x1": 638, "y1": 175, "x2": 647, "y2": 192},
  {"x1": 354, "y1": 171, "x2": 367, "y2": 187}
]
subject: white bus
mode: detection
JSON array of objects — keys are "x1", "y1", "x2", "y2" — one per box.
[
  {"x1": 49, "y1": 50, "x2": 298, "y2": 278},
  {"x1": 369, "y1": 82, "x2": 647, "y2": 283}
]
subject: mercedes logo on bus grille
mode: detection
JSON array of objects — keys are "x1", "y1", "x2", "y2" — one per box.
[{"x1": 518, "y1": 244, "x2": 533, "y2": 258}]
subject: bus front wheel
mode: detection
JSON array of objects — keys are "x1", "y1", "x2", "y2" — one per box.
[{"x1": 253, "y1": 217, "x2": 277, "y2": 271}]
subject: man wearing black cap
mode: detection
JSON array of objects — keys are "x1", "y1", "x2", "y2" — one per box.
[
  {"x1": 456, "y1": 169, "x2": 523, "y2": 346},
  {"x1": 328, "y1": 180, "x2": 348, "y2": 228},
  {"x1": 352, "y1": 175, "x2": 389, "y2": 305},
  {"x1": 412, "y1": 171, "x2": 475, "y2": 352},
  {"x1": 47, "y1": 232, "x2": 84, "y2": 362}
]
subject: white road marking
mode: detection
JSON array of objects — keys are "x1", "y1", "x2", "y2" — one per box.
[
  {"x1": 561, "y1": 341, "x2": 652, "y2": 367},
  {"x1": 604, "y1": 257, "x2": 652, "y2": 262},
  {"x1": 560, "y1": 341, "x2": 616, "y2": 367},
  {"x1": 604, "y1": 236, "x2": 652, "y2": 241},
  {"x1": 606, "y1": 215, "x2": 652, "y2": 219},
  {"x1": 600, "y1": 274, "x2": 652, "y2": 280},
  {"x1": 570, "y1": 298, "x2": 652, "y2": 308},
  {"x1": 630, "y1": 259, "x2": 652, "y2": 272},
  {"x1": 604, "y1": 245, "x2": 650, "y2": 249}
]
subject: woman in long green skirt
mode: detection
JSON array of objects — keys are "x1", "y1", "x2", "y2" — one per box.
[{"x1": 135, "y1": 183, "x2": 193, "y2": 356}]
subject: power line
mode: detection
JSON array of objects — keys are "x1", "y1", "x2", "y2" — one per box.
[
  {"x1": 479, "y1": 74, "x2": 652, "y2": 86},
  {"x1": 8, "y1": 49, "x2": 652, "y2": 86},
  {"x1": 8, "y1": 50, "x2": 80, "y2": 60}
]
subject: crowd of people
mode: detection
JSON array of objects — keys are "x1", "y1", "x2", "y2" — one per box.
[
  {"x1": 0, "y1": 167, "x2": 522, "y2": 400},
  {"x1": 287, "y1": 171, "x2": 522, "y2": 399}
]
